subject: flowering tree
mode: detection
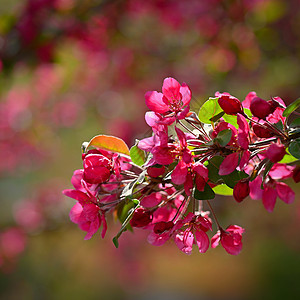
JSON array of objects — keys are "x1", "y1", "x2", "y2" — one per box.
[{"x1": 63, "y1": 77, "x2": 299, "y2": 255}]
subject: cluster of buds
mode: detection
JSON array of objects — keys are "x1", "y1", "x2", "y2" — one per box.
[{"x1": 63, "y1": 77, "x2": 299, "y2": 255}]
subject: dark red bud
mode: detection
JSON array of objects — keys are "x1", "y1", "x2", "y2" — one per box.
[
  {"x1": 153, "y1": 221, "x2": 174, "y2": 234},
  {"x1": 265, "y1": 143, "x2": 286, "y2": 163},
  {"x1": 130, "y1": 208, "x2": 152, "y2": 227},
  {"x1": 233, "y1": 180, "x2": 250, "y2": 203},
  {"x1": 147, "y1": 165, "x2": 166, "y2": 178},
  {"x1": 250, "y1": 97, "x2": 272, "y2": 119},
  {"x1": 218, "y1": 94, "x2": 243, "y2": 115},
  {"x1": 252, "y1": 123, "x2": 273, "y2": 138},
  {"x1": 292, "y1": 166, "x2": 300, "y2": 183}
]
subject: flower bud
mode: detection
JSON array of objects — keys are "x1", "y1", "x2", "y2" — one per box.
[
  {"x1": 265, "y1": 143, "x2": 286, "y2": 163},
  {"x1": 250, "y1": 97, "x2": 272, "y2": 119},
  {"x1": 83, "y1": 154, "x2": 112, "y2": 184},
  {"x1": 252, "y1": 123, "x2": 273, "y2": 138},
  {"x1": 233, "y1": 180, "x2": 250, "y2": 202},
  {"x1": 218, "y1": 94, "x2": 243, "y2": 115},
  {"x1": 130, "y1": 208, "x2": 152, "y2": 227},
  {"x1": 153, "y1": 221, "x2": 174, "y2": 234}
]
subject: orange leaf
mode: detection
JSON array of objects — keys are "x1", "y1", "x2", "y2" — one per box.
[{"x1": 86, "y1": 135, "x2": 130, "y2": 155}]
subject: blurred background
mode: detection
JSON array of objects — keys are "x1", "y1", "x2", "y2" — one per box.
[{"x1": 0, "y1": 0, "x2": 299, "y2": 299}]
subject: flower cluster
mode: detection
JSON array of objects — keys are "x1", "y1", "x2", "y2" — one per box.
[{"x1": 63, "y1": 77, "x2": 299, "y2": 255}]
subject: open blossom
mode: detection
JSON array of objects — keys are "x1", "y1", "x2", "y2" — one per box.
[
  {"x1": 145, "y1": 77, "x2": 191, "y2": 122},
  {"x1": 211, "y1": 225, "x2": 245, "y2": 255},
  {"x1": 174, "y1": 213, "x2": 212, "y2": 255},
  {"x1": 249, "y1": 175, "x2": 295, "y2": 212}
]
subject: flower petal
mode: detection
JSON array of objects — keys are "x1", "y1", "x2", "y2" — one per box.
[
  {"x1": 276, "y1": 182, "x2": 295, "y2": 204},
  {"x1": 145, "y1": 91, "x2": 169, "y2": 113},
  {"x1": 262, "y1": 186, "x2": 277, "y2": 212},
  {"x1": 219, "y1": 152, "x2": 239, "y2": 176}
]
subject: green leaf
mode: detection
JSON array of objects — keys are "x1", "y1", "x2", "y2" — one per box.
[
  {"x1": 289, "y1": 117, "x2": 300, "y2": 128},
  {"x1": 283, "y1": 98, "x2": 300, "y2": 117},
  {"x1": 213, "y1": 184, "x2": 233, "y2": 196},
  {"x1": 198, "y1": 97, "x2": 223, "y2": 124},
  {"x1": 206, "y1": 156, "x2": 224, "y2": 183},
  {"x1": 117, "y1": 201, "x2": 135, "y2": 223},
  {"x1": 223, "y1": 114, "x2": 238, "y2": 128},
  {"x1": 193, "y1": 183, "x2": 215, "y2": 200},
  {"x1": 222, "y1": 170, "x2": 248, "y2": 189},
  {"x1": 130, "y1": 140, "x2": 146, "y2": 166},
  {"x1": 288, "y1": 138, "x2": 300, "y2": 159},
  {"x1": 112, "y1": 237, "x2": 119, "y2": 248},
  {"x1": 215, "y1": 129, "x2": 232, "y2": 147}
]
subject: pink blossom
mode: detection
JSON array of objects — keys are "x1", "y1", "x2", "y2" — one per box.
[
  {"x1": 69, "y1": 202, "x2": 103, "y2": 240},
  {"x1": 145, "y1": 77, "x2": 191, "y2": 121},
  {"x1": 211, "y1": 225, "x2": 244, "y2": 255}
]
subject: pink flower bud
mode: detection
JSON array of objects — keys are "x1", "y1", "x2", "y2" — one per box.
[
  {"x1": 252, "y1": 123, "x2": 273, "y2": 138},
  {"x1": 233, "y1": 180, "x2": 250, "y2": 202},
  {"x1": 83, "y1": 154, "x2": 112, "y2": 184},
  {"x1": 265, "y1": 143, "x2": 286, "y2": 163},
  {"x1": 130, "y1": 208, "x2": 152, "y2": 227},
  {"x1": 153, "y1": 221, "x2": 174, "y2": 234},
  {"x1": 147, "y1": 165, "x2": 165, "y2": 178},
  {"x1": 250, "y1": 97, "x2": 272, "y2": 119},
  {"x1": 218, "y1": 94, "x2": 243, "y2": 115}
]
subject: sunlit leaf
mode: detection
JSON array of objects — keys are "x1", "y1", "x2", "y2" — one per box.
[
  {"x1": 198, "y1": 97, "x2": 223, "y2": 124},
  {"x1": 213, "y1": 184, "x2": 233, "y2": 196},
  {"x1": 130, "y1": 140, "x2": 146, "y2": 166},
  {"x1": 283, "y1": 98, "x2": 300, "y2": 117},
  {"x1": 86, "y1": 135, "x2": 130, "y2": 155}
]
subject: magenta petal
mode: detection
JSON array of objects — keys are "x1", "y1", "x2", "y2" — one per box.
[
  {"x1": 239, "y1": 150, "x2": 250, "y2": 170},
  {"x1": 63, "y1": 189, "x2": 90, "y2": 203},
  {"x1": 162, "y1": 77, "x2": 181, "y2": 101},
  {"x1": 211, "y1": 231, "x2": 221, "y2": 248},
  {"x1": 194, "y1": 162, "x2": 208, "y2": 180},
  {"x1": 175, "y1": 231, "x2": 194, "y2": 255},
  {"x1": 175, "y1": 127, "x2": 187, "y2": 147},
  {"x1": 262, "y1": 187, "x2": 277, "y2": 212},
  {"x1": 141, "y1": 193, "x2": 163, "y2": 208},
  {"x1": 268, "y1": 164, "x2": 294, "y2": 179},
  {"x1": 145, "y1": 111, "x2": 161, "y2": 128},
  {"x1": 84, "y1": 217, "x2": 100, "y2": 240},
  {"x1": 179, "y1": 83, "x2": 192, "y2": 106},
  {"x1": 69, "y1": 203, "x2": 83, "y2": 224},
  {"x1": 171, "y1": 160, "x2": 188, "y2": 185},
  {"x1": 138, "y1": 136, "x2": 155, "y2": 152},
  {"x1": 195, "y1": 230, "x2": 209, "y2": 253},
  {"x1": 249, "y1": 176, "x2": 263, "y2": 200},
  {"x1": 71, "y1": 169, "x2": 84, "y2": 191},
  {"x1": 276, "y1": 182, "x2": 295, "y2": 204},
  {"x1": 145, "y1": 91, "x2": 169, "y2": 114},
  {"x1": 177, "y1": 105, "x2": 190, "y2": 120},
  {"x1": 219, "y1": 152, "x2": 239, "y2": 175},
  {"x1": 83, "y1": 203, "x2": 100, "y2": 221}
]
